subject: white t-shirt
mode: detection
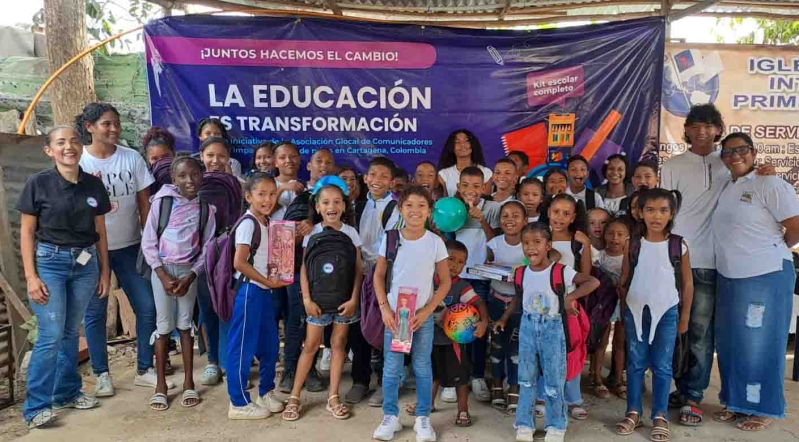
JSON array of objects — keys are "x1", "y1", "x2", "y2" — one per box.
[
  {"x1": 271, "y1": 180, "x2": 300, "y2": 221},
  {"x1": 660, "y1": 149, "x2": 730, "y2": 270},
  {"x1": 593, "y1": 249, "x2": 623, "y2": 285},
  {"x1": 233, "y1": 211, "x2": 269, "y2": 289},
  {"x1": 230, "y1": 157, "x2": 243, "y2": 178},
  {"x1": 627, "y1": 237, "x2": 688, "y2": 344},
  {"x1": 566, "y1": 187, "x2": 605, "y2": 210},
  {"x1": 552, "y1": 240, "x2": 577, "y2": 269},
  {"x1": 379, "y1": 230, "x2": 448, "y2": 311},
  {"x1": 456, "y1": 199, "x2": 501, "y2": 280},
  {"x1": 487, "y1": 235, "x2": 525, "y2": 295},
  {"x1": 360, "y1": 192, "x2": 401, "y2": 266},
  {"x1": 604, "y1": 197, "x2": 625, "y2": 216},
  {"x1": 522, "y1": 263, "x2": 577, "y2": 316},
  {"x1": 492, "y1": 193, "x2": 516, "y2": 207},
  {"x1": 438, "y1": 164, "x2": 493, "y2": 198},
  {"x1": 528, "y1": 215, "x2": 540, "y2": 223},
  {"x1": 302, "y1": 223, "x2": 363, "y2": 249},
  {"x1": 80, "y1": 145, "x2": 155, "y2": 250},
  {"x1": 712, "y1": 172, "x2": 799, "y2": 279}
]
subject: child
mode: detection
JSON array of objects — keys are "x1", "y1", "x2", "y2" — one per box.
[
  {"x1": 372, "y1": 185, "x2": 451, "y2": 442},
  {"x1": 196, "y1": 117, "x2": 243, "y2": 178},
  {"x1": 250, "y1": 142, "x2": 276, "y2": 176},
  {"x1": 338, "y1": 165, "x2": 365, "y2": 205},
  {"x1": 282, "y1": 181, "x2": 363, "y2": 421},
  {"x1": 226, "y1": 173, "x2": 288, "y2": 420},
  {"x1": 393, "y1": 168, "x2": 410, "y2": 194},
  {"x1": 454, "y1": 166, "x2": 501, "y2": 401},
  {"x1": 518, "y1": 178, "x2": 545, "y2": 223},
  {"x1": 507, "y1": 150, "x2": 530, "y2": 181},
  {"x1": 142, "y1": 126, "x2": 176, "y2": 166},
  {"x1": 271, "y1": 142, "x2": 305, "y2": 220},
  {"x1": 587, "y1": 208, "x2": 612, "y2": 252},
  {"x1": 492, "y1": 158, "x2": 518, "y2": 205},
  {"x1": 631, "y1": 161, "x2": 659, "y2": 191},
  {"x1": 414, "y1": 161, "x2": 443, "y2": 201},
  {"x1": 141, "y1": 156, "x2": 217, "y2": 411},
  {"x1": 199, "y1": 136, "x2": 233, "y2": 175},
  {"x1": 494, "y1": 222, "x2": 599, "y2": 442},
  {"x1": 596, "y1": 154, "x2": 634, "y2": 216},
  {"x1": 543, "y1": 168, "x2": 568, "y2": 196},
  {"x1": 616, "y1": 188, "x2": 693, "y2": 441},
  {"x1": 486, "y1": 201, "x2": 527, "y2": 411},
  {"x1": 566, "y1": 155, "x2": 605, "y2": 210},
  {"x1": 437, "y1": 130, "x2": 493, "y2": 197}
]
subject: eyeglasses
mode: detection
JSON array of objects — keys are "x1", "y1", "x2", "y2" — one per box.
[{"x1": 720, "y1": 145, "x2": 753, "y2": 158}]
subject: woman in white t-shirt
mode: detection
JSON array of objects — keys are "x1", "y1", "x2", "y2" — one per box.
[
  {"x1": 76, "y1": 102, "x2": 163, "y2": 397},
  {"x1": 436, "y1": 129, "x2": 493, "y2": 197}
]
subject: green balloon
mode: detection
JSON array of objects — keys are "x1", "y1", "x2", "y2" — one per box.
[{"x1": 432, "y1": 197, "x2": 468, "y2": 233}]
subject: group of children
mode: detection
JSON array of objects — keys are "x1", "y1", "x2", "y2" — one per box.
[{"x1": 137, "y1": 122, "x2": 693, "y2": 442}]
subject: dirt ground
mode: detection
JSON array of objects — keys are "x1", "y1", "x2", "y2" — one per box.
[{"x1": 1, "y1": 344, "x2": 798, "y2": 442}]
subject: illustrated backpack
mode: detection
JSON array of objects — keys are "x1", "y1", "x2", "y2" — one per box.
[
  {"x1": 283, "y1": 191, "x2": 315, "y2": 274},
  {"x1": 628, "y1": 233, "x2": 689, "y2": 379},
  {"x1": 149, "y1": 157, "x2": 174, "y2": 196},
  {"x1": 354, "y1": 199, "x2": 398, "y2": 232},
  {"x1": 513, "y1": 262, "x2": 574, "y2": 353},
  {"x1": 199, "y1": 171, "x2": 243, "y2": 235},
  {"x1": 584, "y1": 266, "x2": 619, "y2": 353},
  {"x1": 360, "y1": 229, "x2": 401, "y2": 350},
  {"x1": 135, "y1": 196, "x2": 209, "y2": 280},
  {"x1": 205, "y1": 214, "x2": 261, "y2": 323},
  {"x1": 304, "y1": 227, "x2": 357, "y2": 314}
]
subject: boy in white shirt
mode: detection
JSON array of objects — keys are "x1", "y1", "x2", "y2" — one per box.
[{"x1": 566, "y1": 155, "x2": 604, "y2": 210}]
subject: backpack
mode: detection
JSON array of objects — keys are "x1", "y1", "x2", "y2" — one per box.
[
  {"x1": 283, "y1": 191, "x2": 314, "y2": 274},
  {"x1": 360, "y1": 229, "x2": 401, "y2": 349},
  {"x1": 304, "y1": 227, "x2": 357, "y2": 314},
  {"x1": 135, "y1": 196, "x2": 209, "y2": 280},
  {"x1": 584, "y1": 188, "x2": 596, "y2": 211},
  {"x1": 513, "y1": 262, "x2": 573, "y2": 353},
  {"x1": 584, "y1": 266, "x2": 619, "y2": 353},
  {"x1": 205, "y1": 214, "x2": 262, "y2": 323},
  {"x1": 354, "y1": 199, "x2": 398, "y2": 232},
  {"x1": 199, "y1": 172, "x2": 243, "y2": 235},
  {"x1": 149, "y1": 157, "x2": 174, "y2": 196}
]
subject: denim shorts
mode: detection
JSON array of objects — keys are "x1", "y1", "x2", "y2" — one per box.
[{"x1": 305, "y1": 311, "x2": 360, "y2": 327}]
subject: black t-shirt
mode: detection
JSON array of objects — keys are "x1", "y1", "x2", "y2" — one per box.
[{"x1": 16, "y1": 167, "x2": 112, "y2": 248}]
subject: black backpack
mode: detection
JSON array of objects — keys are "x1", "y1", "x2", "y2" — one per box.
[
  {"x1": 354, "y1": 199, "x2": 398, "y2": 233},
  {"x1": 584, "y1": 188, "x2": 596, "y2": 211},
  {"x1": 304, "y1": 227, "x2": 357, "y2": 314}
]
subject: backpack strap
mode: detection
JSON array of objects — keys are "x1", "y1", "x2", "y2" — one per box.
[
  {"x1": 571, "y1": 237, "x2": 582, "y2": 271},
  {"x1": 585, "y1": 189, "x2": 595, "y2": 211},
  {"x1": 230, "y1": 214, "x2": 262, "y2": 291},
  {"x1": 513, "y1": 266, "x2": 525, "y2": 299},
  {"x1": 354, "y1": 199, "x2": 367, "y2": 231},
  {"x1": 188, "y1": 199, "x2": 210, "y2": 264},
  {"x1": 668, "y1": 234, "x2": 684, "y2": 302},
  {"x1": 549, "y1": 263, "x2": 573, "y2": 353},
  {"x1": 382, "y1": 199, "x2": 398, "y2": 229},
  {"x1": 384, "y1": 229, "x2": 401, "y2": 294},
  {"x1": 627, "y1": 234, "x2": 642, "y2": 288},
  {"x1": 155, "y1": 197, "x2": 174, "y2": 239}
]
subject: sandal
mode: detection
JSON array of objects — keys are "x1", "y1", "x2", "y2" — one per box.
[
  {"x1": 594, "y1": 384, "x2": 611, "y2": 399},
  {"x1": 491, "y1": 387, "x2": 506, "y2": 410},
  {"x1": 569, "y1": 405, "x2": 588, "y2": 420},
  {"x1": 534, "y1": 401, "x2": 545, "y2": 419},
  {"x1": 281, "y1": 396, "x2": 302, "y2": 421},
  {"x1": 651, "y1": 417, "x2": 670, "y2": 442},
  {"x1": 200, "y1": 364, "x2": 222, "y2": 386},
  {"x1": 326, "y1": 395, "x2": 351, "y2": 420},
  {"x1": 149, "y1": 393, "x2": 169, "y2": 411},
  {"x1": 712, "y1": 409, "x2": 738, "y2": 423},
  {"x1": 616, "y1": 411, "x2": 641, "y2": 435},
  {"x1": 455, "y1": 411, "x2": 472, "y2": 427},
  {"x1": 506, "y1": 393, "x2": 519, "y2": 415},
  {"x1": 405, "y1": 402, "x2": 436, "y2": 415},
  {"x1": 615, "y1": 383, "x2": 628, "y2": 400},
  {"x1": 181, "y1": 389, "x2": 200, "y2": 408},
  {"x1": 679, "y1": 405, "x2": 703, "y2": 426},
  {"x1": 737, "y1": 416, "x2": 772, "y2": 432}
]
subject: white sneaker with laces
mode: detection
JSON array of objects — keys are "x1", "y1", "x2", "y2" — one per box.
[
  {"x1": 94, "y1": 372, "x2": 115, "y2": 397},
  {"x1": 256, "y1": 390, "x2": 285, "y2": 413},
  {"x1": 53, "y1": 394, "x2": 100, "y2": 410},
  {"x1": 544, "y1": 428, "x2": 566, "y2": 442},
  {"x1": 471, "y1": 378, "x2": 490, "y2": 402},
  {"x1": 373, "y1": 414, "x2": 403, "y2": 441},
  {"x1": 440, "y1": 387, "x2": 457, "y2": 403},
  {"x1": 134, "y1": 368, "x2": 175, "y2": 389},
  {"x1": 414, "y1": 416, "x2": 436, "y2": 442},
  {"x1": 319, "y1": 348, "x2": 332, "y2": 371},
  {"x1": 228, "y1": 402, "x2": 270, "y2": 420},
  {"x1": 515, "y1": 426, "x2": 535, "y2": 442}
]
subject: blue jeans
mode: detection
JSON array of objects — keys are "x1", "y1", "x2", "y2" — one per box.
[
  {"x1": 382, "y1": 316, "x2": 434, "y2": 417},
  {"x1": 23, "y1": 243, "x2": 99, "y2": 421},
  {"x1": 716, "y1": 260, "x2": 794, "y2": 419},
  {"x1": 84, "y1": 243, "x2": 156, "y2": 373},
  {"x1": 196, "y1": 273, "x2": 226, "y2": 369},
  {"x1": 625, "y1": 305, "x2": 678, "y2": 421},
  {"x1": 468, "y1": 279, "x2": 491, "y2": 378},
  {"x1": 226, "y1": 283, "x2": 279, "y2": 406},
  {"x1": 516, "y1": 313, "x2": 567, "y2": 432},
  {"x1": 675, "y1": 268, "x2": 716, "y2": 403},
  {"x1": 283, "y1": 279, "x2": 305, "y2": 372},
  {"x1": 488, "y1": 296, "x2": 519, "y2": 385},
  {"x1": 537, "y1": 372, "x2": 582, "y2": 405}
]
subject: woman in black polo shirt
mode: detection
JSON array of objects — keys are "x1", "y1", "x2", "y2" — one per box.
[{"x1": 17, "y1": 126, "x2": 111, "y2": 429}]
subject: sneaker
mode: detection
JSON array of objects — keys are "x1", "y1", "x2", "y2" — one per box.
[
  {"x1": 94, "y1": 372, "x2": 115, "y2": 398},
  {"x1": 440, "y1": 387, "x2": 457, "y2": 403},
  {"x1": 27, "y1": 409, "x2": 56, "y2": 429},
  {"x1": 319, "y1": 348, "x2": 332, "y2": 371},
  {"x1": 414, "y1": 416, "x2": 436, "y2": 442},
  {"x1": 200, "y1": 364, "x2": 222, "y2": 386},
  {"x1": 344, "y1": 383, "x2": 370, "y2": 404},
  {"x1": 369, "y1": 386, "x2": 384, "y2": 407},
  {"x1": 373, "y1": 415, "x2": 403, "y2": 441},
  {"x1": 515, "y1": 426, "x2": 535, "y2": 442},
  {"x1": 544, "y1": 428, "x2": 566, "y2": 442},
  {"x1": 279, "y1": 370, "x2": 295, "y2": 394},
  {"x1": 134, "y1": 368, "x2": 176, "y2": 390},
  {"x1": 305, "y1": 368, "x2": 326, "y2": 392},
  {"x1": 53, "y1": 394, "x2": 100, "y2": 410},
  {"x1": 228, "y1": 402, "x2": 270, "y2": 420},
  {"x1": 256, "y1": 390, "x2": 285, "y2": 413},
  {"x1": 471, "y1": 378, "x2": 490, "y2": 402}
]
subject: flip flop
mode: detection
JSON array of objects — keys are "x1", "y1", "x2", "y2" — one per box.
[
  {"x1": 455, "y1": 411, "x2": 472, "y2": 427},
  {"x1": 150, "y1": 393, "x2": 169, "y2": 411},
  {"x1": 569, "y1": 405, "x2": 588, "y2": 420},
  {"x1": 737, "y1": 416, "x2": 772, "y2": 432},
  {"x1": 712, "y1": 409, "x2": 738, "y2": 423},
  {"x1": 679, "y1": 405, "x2": 703, "y2": 426},
  {"x1": 595, "y1": 384, "x2": 611, "y2": 399},
  {"x1": 181, "y1": 389, "x2": 200, "y2": 408}
]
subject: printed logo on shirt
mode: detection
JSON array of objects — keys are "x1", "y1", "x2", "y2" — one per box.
[
  {"x1": 740, "y1": 191, "x2": 753, "y2": 204},
  {"x1": 86, "y1": 197, "x2": 98, "y2": 208},
  {"x1": 323, "y1": 263, "x2": 334, "y2": 274}
]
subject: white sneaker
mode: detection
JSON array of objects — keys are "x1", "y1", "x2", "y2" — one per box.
[
  {"x1": 134, "y1": 368, "x2": 176, "y2": 389},
  {"x1": 53, "y1": 394, "x2": 100, "y2": 410},
  {"x1": 373, "y1": 415, "x2": 403, "y2": 441},
  {"x1": 515, "y1": 426, "x2": 535, "y2": 442},
  {"x1": 440, "y1": 387, "x2": 457, "y2": 403},
  {"x1": 544, "y1": 428, "x2": 566, "y2": 442},
  {"x1": 319, "y1": 348, "x2": 332, "y2": 371},
  {"x1": 414, "y1": 416, "x2": 436, "y2": 442},
  {"x1": 228, "y1": 402, "x2": 270, "y2": 420},
  {"x1": 94, "y1": 372, "x2": 115, "y2": 398},
  {"x1": 255, "y1": 390, "x2": 285, "y2": 413},
  {"x1": 471, "y1": 378, "x2": 490, "y2": 402}
]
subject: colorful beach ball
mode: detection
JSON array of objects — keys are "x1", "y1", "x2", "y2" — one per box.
[{"x1": 442, "y1": 303, "x2": 480, "y2": 344}]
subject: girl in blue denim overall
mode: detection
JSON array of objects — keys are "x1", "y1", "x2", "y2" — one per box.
[
  {"x1": 616, "y1": 188, "x2": 693, "y2": 442},
  {"x1": 494, "y1": 222, "x2": 599, "y2": 442}
]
